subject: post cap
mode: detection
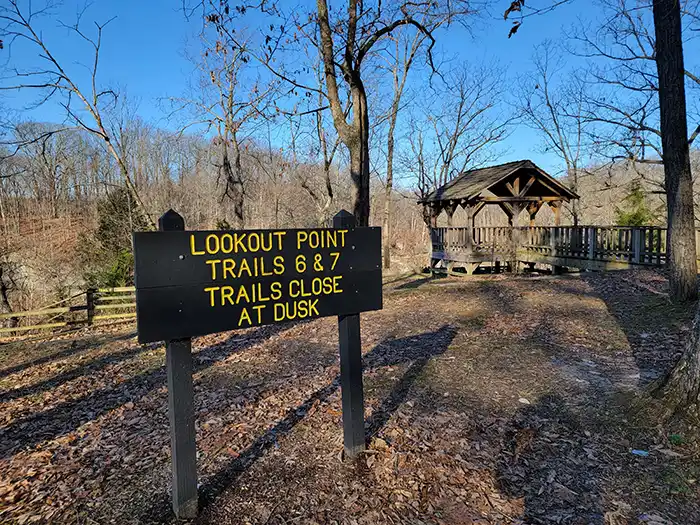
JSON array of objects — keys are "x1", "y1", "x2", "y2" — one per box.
[
  {"x1": 159, "y1": 209, "x2": 185, "y2": 231},
  {"x1": 333, "y1": 209, "x2": 356, "y2": 228}
]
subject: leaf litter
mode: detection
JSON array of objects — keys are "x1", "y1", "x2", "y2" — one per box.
[{"x1": 1, "y1": 269, "x2": 699, "y2": 524}]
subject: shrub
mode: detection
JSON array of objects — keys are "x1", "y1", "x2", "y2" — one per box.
[
  {"x1": 615, "y1": 182, "x2": 657, "y2": 226},
  {"x1": 79, "y1": 188, "x2": 149, "y2": 287}
]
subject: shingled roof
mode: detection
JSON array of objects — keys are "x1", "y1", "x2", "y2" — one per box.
[{"x1": 421, "y1": 160, "x2": 579, "y2": 203}]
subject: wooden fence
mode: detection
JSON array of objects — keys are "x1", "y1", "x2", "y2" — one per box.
[
  {"x1": 0, "y1": 286, "x2": 136, "y2": 336},
  {"x1": 430, "y1": 225, "x2": 689, "y2": 271},
  {"x1": 517, "y1": 225, "x2": 668, "y2": 266}
]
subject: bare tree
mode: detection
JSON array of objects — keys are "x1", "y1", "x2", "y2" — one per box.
[
  {"x1": 294, "y1": 58, "x2": 341, "y2": 225},
  {"x1": 404, "y1": 63, "x2": 510, "y2": 224},
  {"x1": 13, "y1": 122, "x2": 71, "y2": 219},
  {"x1": 652, "y1": 0, "x2": 700, "y2": 417},
  {"x1": 312, "y1": 0, "x2": 478, "y2": 226},
  {"x1": 505, "y1": 0, "x2": 700, "y2": 414},
  {"x1": 517, "y1": 41, "x2": 589, "y2": 224},
  {"x1": 380, "y1": 29, "x2": 427, "y2": 269},
  {"x1": 191, "y1": 0, "x2": 476, "y2": 226},
  {"x1": 418, "y1": 65, "x2": 510, "y2": 193},
  {"x1": 0, "y1": 0, "x2": 154, "y2": 226},
  {"x1": 0, "y1": 258, "x2": 19, "y2": 328},
  {"x1": 570, "y1": 0, "x2": 699, "y2": 301},
  {"x1": 170, "y1": 12, "x2": 274, "y2": 227}
]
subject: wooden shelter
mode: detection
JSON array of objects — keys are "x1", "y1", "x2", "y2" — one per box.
[
  {"x1": 421, "y1": 160, "x2": 579, "y2": 228},
  {"x1": 420, "y1": 160, "x2": 580, "y2": 273}
]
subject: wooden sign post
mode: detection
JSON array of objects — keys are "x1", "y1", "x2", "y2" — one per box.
[
  {"x1": 334, "y1": 210, "x2": 366, "y2": 459},
  {"x1": 133, "y1": 210, "x2": 381, "y2": 518},
  {"x1": 159, "y1": 210, "x2": 198, "y2": 519}
]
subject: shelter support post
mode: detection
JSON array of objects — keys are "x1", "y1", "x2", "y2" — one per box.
[
  {"x1": 445, "y1": 201, "x2": 459, "y2": 255},
  {"x1": 510, "y1": 203, "x2": 523, "y2": 273},
  {"x1": 527, "y1": 202, "x2": 542, "y2": 228},
  {"x1": 549, "y1": 201, "x2": 563, "y2": 275},
  {"x1": 424, "y1": 203, "x2": 441, "y2": 274}
]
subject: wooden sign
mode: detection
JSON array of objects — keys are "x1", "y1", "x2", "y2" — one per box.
[
  {"x1": 136, "y1": 210, "x2": 378, "y2": 519},
  {"x1": 133, "y1": 217, "x2": 383, "y2": 343}
]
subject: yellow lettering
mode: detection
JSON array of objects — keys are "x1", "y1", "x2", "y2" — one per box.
[
  {"x1": 330, "y1": 252, "x2": 340, "y2": 271},
  {"x1": 190, "y1": 235, "x2": 206, "y2": 255},
  {"x1": 238, "y1": 308, "x2": 252, "y2": 326},
  {"x1": 298, "y1": 300, "x2": 308, "y2": 318},
  {"x1": 333, "y1": 275, "x2": 343, "y2": 293},
  {"x1": 285, "y1": 301, "x2": 297, "y2": 320},
  {"x1": 223, "y1": 259, "x2": 236, "y2": 279},
  {"x1": 252, "y1": 304, "x2": 265, "y2": 323},
  {"x1": 296, "y1": 231, "x2": 308, "y2": 250},
  {"x1": 206, "y1": 259, "x2": 221, "y2": 280},
  {"x1": 322, "y1": 277, "x2": 333, "y2": 295},
  {"x1": 270, "y1": 282, "x2": 282, "y2": 300},
  {"x1": 238, "y1": 258, "x2": 252, "y2": 277},
  {"x1": 205, "y1": 234, "x2": 220, "y2": 254},
  {"x1": 236, "y1": 285, "x2": 250, "y2": 304},
  {"x1": 308, "y1": 230, "x2": 319, "y2": 249},
  {"x1": 312, "y1": 277, "x2": 322, "y2": 295},
  {"x1": 274, "y1": 302, "x2": 286, "y2": 321},
  {"x1": 273, "y1": 231, "x2": 286, "y2": 250},
  {"x1": 260, "y1": 233, "x2": 273, "y2": 252},
  {"x1": 308, "y1": 299, "x2": 319, "y2": 316},
  {"x1": 273, "y1": 256, "x2": 285, "y2": 274},
  {"x1": 301, "y1": 280, "x2": 311, "y2": 297},
  {"x1": 259, "y1": 257, "x2": 273, "y2": 276},
  {"x1": 221, "y1": 286, "x2": 234, "y2": 305},
  {"x1": 338, "y1": 229, "x2": 348, "y2": 247},
  {"x1": 220, "y1": 233, "x2": 233, "y2": 254},
  {"x1": 289, "y1": 280, "x2": 300, "y2": 298},
  {"x1": 204, "y1": 286, "x2": 219, "y2": 307},
  {"x1": 247, "y1": 233, "x2": 260, "y2": 252},
  {"x1": 234, "y1": 233, "x2": 247, "y2": 253},
  {"x1": 325, "y1": 230, "x2": 338, "y2": 248},
  {"x1": 256, "y1": 282, "x2": 270, "y2": 302}
]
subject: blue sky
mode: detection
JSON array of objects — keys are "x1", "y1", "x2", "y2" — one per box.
[{"x1": 0, "y1": 0, "x2": 676, "y2": 176}]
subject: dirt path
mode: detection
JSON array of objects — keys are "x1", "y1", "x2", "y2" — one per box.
[{"x1": 0, "y1": 270, "x2": 698, "y2": 524}]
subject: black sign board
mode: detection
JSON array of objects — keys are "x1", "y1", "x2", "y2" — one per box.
[{"x1": 133, "y1": 223, "x2": 382, "y2": 343}]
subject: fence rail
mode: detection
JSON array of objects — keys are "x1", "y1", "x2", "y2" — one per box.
[
  {"x1": 0, "y1": 287, "x2": 136, "y2": 336},
  {"x1": 430, "y1": 225, "x2": 687, "y2": 270}
]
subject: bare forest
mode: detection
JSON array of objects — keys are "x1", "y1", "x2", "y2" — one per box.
[{"x1": 0, "y1": 0, "x2": 698, "y2": 314}]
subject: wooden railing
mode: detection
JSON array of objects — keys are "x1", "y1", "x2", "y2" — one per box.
[
  {"x1": 0, "y1": 286, "x2": 136, "y2": 336},
  {"x1": 519, "y1": 226, "x2": 667, "y2": 265},
  {"x1": 431, "y1": 225, "x2": 675, "y2": 268}
]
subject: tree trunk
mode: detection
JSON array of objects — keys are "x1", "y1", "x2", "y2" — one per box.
[
  {"x1": 383, "y1": 114, "x2": 396, "y2": 270},
  {"x1": 571, "y1": 171, "x2": 579, "y2": 226},
  {"x1": 221, "y1": 138, "x2": 245, "y2": 228},
  {"x1": 0, "y1": 266, "x2": 18, "y2": 328},
  {"x1": 653, "y1": 0, "x2": 697, "y2": 303},
  {"x1": 656, "y1": 305, "x2": 700, "y2": 417},
  {"x1": 350, "y1": 84, "x2": 371, "y2": 227}
]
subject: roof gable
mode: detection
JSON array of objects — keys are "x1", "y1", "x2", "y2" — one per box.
[{"x1": 422, "y1": 160, "x2": 579, "y2": 203}]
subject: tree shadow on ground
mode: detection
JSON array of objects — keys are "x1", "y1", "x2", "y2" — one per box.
[
  {"x1": 364, "y1": 325, "x2": 458, "y2": 437},
  {"x1": 383, "y1": 272, "x2": 422, "y2": 287},
  {"x1": 0, "y1": 330, "x2": 136, "y2": 380},
  {"x1": 138, "y1": 324, "x2": 458, "y2": 524},
  {"x1": 0, "y1": 322, "x2": 301, "y2": 459},
  {"x1": 565, "y1": 272, "x2": 693, "y2": 386},
  {"x1": 395, "y1": 275, "x2": 437, "y2": 290},
  {"x1": 0, "y1": 340, "x2": 160, "y2": 402},
  {"x1": 497, "y1": 393, "x2": 606, "y2": 525}
]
